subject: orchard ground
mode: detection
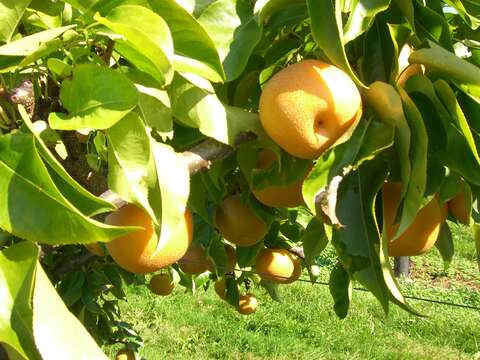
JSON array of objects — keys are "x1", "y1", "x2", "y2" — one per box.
[{"x1": 106, "y1": 222, "x2": 479, "y2": 360}]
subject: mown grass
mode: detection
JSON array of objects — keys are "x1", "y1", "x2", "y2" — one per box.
[{"x1": 106, "y1": 222, "x2": 480, "y2": 360}]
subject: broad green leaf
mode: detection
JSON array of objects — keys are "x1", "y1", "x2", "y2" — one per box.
[
  {"x1": 413, "y1": 3, "x2": 453, "y2": 51},
  {"x1": 0, "y1": 132, "x2": 136, "y2": 244},
  {"x1": 25, "y1": 0, "x2": 64, "y2": 29},
  {"x1": 410, "y1": 41, "x2": 480, "y2": 86},
  {"x1": 443, "y1": 0, "x2": 480, "y2": 30},
  {"x1": 235, "y1": 241, "x2": 263, "y2": 268},
  {"x1": 435, "y1": 222, "x2": 454, "y2": 271},
  {"x1": 301, "y1": 217, "x2": 327, "y2": 266},
  {"x1": 33, "y1": 264, "x2": 107, "y2": 360},
  {"x1": 393, "y1": 88, "x2": 428, "y2": 240},
  {"x1": 169, "y1": 75, "x2": 269, "y2": 146},
  {"x1": 137, "y1": 90, "x2": 173, "y2": 140},
  {"x1": 19, "y1": 106, "x2": 115, "y2": 217},
  {"x1": 404, "y1": 75, "x2": 480, "y2": 185},
  {"x1": 0, "y1": 25, "x2": 74, "y2": 72},
  {"x1": 150, "y1": 142, "x2": 190, "y2": 253},
  {"x1": 306, "y1": 0, "x2": 365, "y2": 88},
  {"x1": 62, "y1": 0, "x2": 98, "y2": 12},
  {"x1": 148, "y1": 0, "x2": 225, "y2": 82},
  {"x1": 49, "y1": 64, "x2": 138, "y2": 130},
  {"x1": 260, "y1": 279, "x2": 281, "y2": 302},
  {"x1": 434, "y1": 80, "x2": 480, "y2": 164},
  {"x1": 254, "y1": 0, "x2": 306, "y2": 25},
  {"x1": 361, "y1": 20, "x2": 395, "y2": 84},
  {"x1": 198, "y1": 0, "x2": 262, "y2": 81},
  {"x1": 303, "y1": 116, "x2": 394, "y2": 217},
  {"x1": 0, "y1": 0, "x2": 31, "y2": 43},
  {"x1": 332, "y1": 162, "x2": 390, "y2": 313},
  {"x1": 329, "y1": 262, "x2": 351, "y2": 319},
  {"x1": 95, "y1": 5, "x2": 174, "y2": 85},
  {"x1": 106, "y1": 112, "x2": 161, "y2": 227},
  {"x1": 392, "y1": 0, "x2": 414, "y2": 30},
  {"x1": 343, "y1": 0, "x2": 390, "y2": 44},
  {"x1": 0, "y1": 25, "x2": 74, "y2": 56},
  {"x1": 225, "y1": 276, "x2": 240, "y2": 307},
  {"x1": 0, "y1": 242, "x2": 40, "y2": 360},
  {"x1": 364, "y1": 82, "x2": 411, "y2": 197}
]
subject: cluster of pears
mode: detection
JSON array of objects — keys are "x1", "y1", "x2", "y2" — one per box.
[{"x1": 92, "y1": 58, "x2": 471, "y2": 322}]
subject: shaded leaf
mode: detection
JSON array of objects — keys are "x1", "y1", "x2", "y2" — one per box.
[
  {"x1": 329, "y1": 262, "x2": 351, "y2": 319},
  {"x1": 301, "y1": 217, "x2": 328, "y2": 267},
  {"x1": 435, "y1": 222, "x2": 454, "y2": 271},
  {"x1": 343, "y1": 0, "x2": 390, "y2": 44}
]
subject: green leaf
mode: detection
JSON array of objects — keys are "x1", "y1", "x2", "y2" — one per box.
[
  {"x1": 393, "y1": 88, "x2": 428, "y2": 240},
  {"x1": 0, "y1": 25, "x2": 74, "y2": 56},
  {"x1": 0, "y1": 25, "x2": 74, "y2": 72},
  {"x1": 49, "y1": 64, "x2": 138, "y2": 130},
  {"x1": 334, "y1": 159, "x2": 420, "y2": 315},
  {"x1": 343, "y1": 0, "x2": 390, "y2": 44},
  {"x1": 332, "y1": 161, "x2": 389, "y2": 313},
  {"x1": 434, "y1": 80, "x2": 480, "y2": 164},
  {"x1": 301, "y1": 217, "x2": 327, "y2": 267},
  {"x1": 198, "y1": 0, "x2": 262, "y2": 81},
  {"x1": 225, "y1": 275, "x2": 240, "y2": 307},
  {"x1": 137, "y1": 90, "x2": 173, "y2": 140},
  {"x1": 306, "y1": 0, "x2": 365, "y2": 88},
  {"x1": 95, "y1": 5, "x2": 174, "y2": 85},
  {"x1": 0, "y1": 132, "x2": 135, "y2": 244},
  {"x1": 169, "y1": 74, "x2": 269, "y2": 146},
  {"x1": 361, "y1": 20, "x2": 396, "y2": 85},
  {"x1": 364, "y1": 81, "x2": 411, "y2": 198},
  {"x1": 392, "y1": 0, "x2": 414, "y2": 30},
  {"x1": 235, "y1": 241, "x2": 263, "y2": 268},
  {"x1": 33, "y1": 264, "x2": 108, "y2": 359},
  {"x1": 443, "y1": 0, "x2": 480, "y2": 30},
  {"x1": 404, "y1": 75, "x2": 480, "y2": 185},
  {"x1": 303, "y1": 116, "x2": 394, "y2": 218},
  {"x1": 254, "y1": 0, "x2": 305, "y2": 24},
  {"x1": 148, "y1": 0, "x2": 225, "y2": 82},
  {"x1": 0, "y1": 242, "x2": 40, "y2": 360},
  {"x1": 25, "y1": 0, "x2": 64, "y2": 29},
  {"x1": 19, "y1": 106, "x2": 115, "y2": 217},
  {"x1": 151, "y1": 142, "x2": 190, "y2": 253},
  {"x1": 62, "y1": 0, "x2": 98, "y2": 12},
  {"x1": 413, "y1": 3, "x2": 453, "y2": 50},
  {"x1": 0, "y1": 0, "x2": 32, "y2": 43},
  {"x1": 409, "y1": 41, "x2": 480, "y2": 87},
  {"x1": 328, "y1": 262, "x2": 352, "y2": 319},
  {"x1": 435, "y1": 222, "x2": 454, "y2": 271},
  {"x1": 260, "y1": 279, "x2": 282, "y2": 302},
  {"x1": 106, "y1": 112, "x2": 161, "y2": 227}
]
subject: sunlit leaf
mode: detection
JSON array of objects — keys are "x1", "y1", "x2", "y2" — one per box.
[
  {"x1": 49, "y1": 64, "x2": 138, "y2": 130},
  {"x1": 0, "y1": 242, "x2": 40, "y2": 360}
]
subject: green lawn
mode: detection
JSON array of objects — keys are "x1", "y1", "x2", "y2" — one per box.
[{"x1": 107, "y1": 223, "x2": 480, "y2": 360}]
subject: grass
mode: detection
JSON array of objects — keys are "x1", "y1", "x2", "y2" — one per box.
[{"x1": 106, "y1": 222, "x2": 480, "y2": 360}]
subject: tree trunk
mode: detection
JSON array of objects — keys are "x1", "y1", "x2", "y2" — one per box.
[{"x1": 394, "y1": 256, "x2": 410, "y2": 278}]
